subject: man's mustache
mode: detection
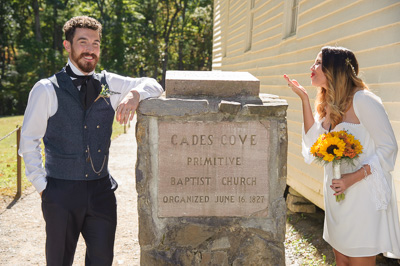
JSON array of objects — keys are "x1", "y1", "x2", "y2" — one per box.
[{"x1": 79, "y1": 53, "x2": 98, "y2": 60}]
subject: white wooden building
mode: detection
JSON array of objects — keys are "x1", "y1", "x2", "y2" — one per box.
[{"x1": 212, "y1": 0, "x2": 400, "y2": 213}]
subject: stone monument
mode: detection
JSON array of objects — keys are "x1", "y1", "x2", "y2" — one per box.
[{"x1": 135, "y1": 71, "x2": 288, "y2": 265}]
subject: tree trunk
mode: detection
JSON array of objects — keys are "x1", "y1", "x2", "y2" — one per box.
[
  {"x1": 32, "y1": 0, "x2": 42, "y2": 42},
  {"x1": 160, "y1": 0, "x2": 182, "y2": 88},
  {"x1": 161, "y1": 46, "x2": 168, "y2": 88},
  {"x1": 178, "y1": 0, "x2": 187, "y2": 70},
  {"x1": 0, "y1": 49, "x2": 4, "y2": 84}
]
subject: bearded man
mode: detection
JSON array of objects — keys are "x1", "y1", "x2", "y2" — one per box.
[{"x1": 19, "y1": 16, "x2": 163, "y2": 265}]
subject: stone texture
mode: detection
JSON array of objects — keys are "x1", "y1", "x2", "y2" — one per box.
[
  {"x1": 231, "y1": 234, "x2": 284, "y2": 266},
  {"x1": 136, "y1": 71, "x2": 288, "y2": 265},
  {"x1": 286, "y1": 193, "x2": 316, "y2": 213},
  {"x1": 137, "y1": 209, "x2": 157, "y2": 246},
  {"x1": 174, "y1": 224, "x2": 214, "y2": 247},
  {"x1": 218, "y1": 100, "x2": 241, "y2": 114},
  {"x1": 243, "y1": 103, "x2": 287, "y2": 117},
  {"x1": 138, "y1": 97, "x2": 210, "y2": 117},
  {"x1": 210, "y1": 237, "x2": 231, "y2": 251},
  {"x1": 200, "y1": 252, "x2": 212, "y2": 265},
  {"x1": 212, "y1": 251, "x2": 229, "y2": 265},
  {"x1": 165, "y1": 71, "x2": 260, "y2": 98},
  {"x1": 140, "y1": 250, "x2": 176, "y2": 266},
  {"x1": 288, "y1": 186, "x2": 303, "y2": 197}
]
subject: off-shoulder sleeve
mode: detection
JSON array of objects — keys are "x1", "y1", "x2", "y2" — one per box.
[
  {"x1": 302, "y1": 114, "x2": 326, "y2": 164},
  {"x1": 353, "y1": 90, "x2": 398, "y2": 210}
]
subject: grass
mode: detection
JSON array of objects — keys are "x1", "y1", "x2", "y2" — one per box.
[
  {"x1": 0, "y1": 115, "x2": 130, "y2": 197},
  {"x1": 0, "y1": 116, "x2": 28, "y2": 197}
]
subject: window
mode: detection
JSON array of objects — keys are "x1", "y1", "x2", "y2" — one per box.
[
  {"x1": 223, "y1": 0, "x2": 231, "y2": 57},
  {"x1": 245, "y1": 0, "x2": 256, "y2": 52},
  {"x1": 283, "y1": 0, "x2": 299, "y2": 38}
]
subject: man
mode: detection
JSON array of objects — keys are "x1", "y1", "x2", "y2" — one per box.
[{"x1": 19, "y1": 16, "x2": 163, "y2": 265}]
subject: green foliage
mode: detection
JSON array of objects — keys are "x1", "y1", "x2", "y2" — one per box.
[
  {"x1": 0, "y1": 116, "x2": 29, "y2": 197},
  {"x1": 0, "y1": 115, "x2": 130, "y2": 196},
  {"x1": 0, "y1": 0, "x2": 213, "y2": 115}
]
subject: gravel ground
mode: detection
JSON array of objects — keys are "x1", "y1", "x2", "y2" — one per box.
[
  {"x1": 1, "y1": 126, "x2": 399, "y2": 265},
  {"x1": 285, "y1": 208, "x2": 400, "y2": 266},
  {"x1": 0, "y1": 126, "x2": 139, "y2": 266}
]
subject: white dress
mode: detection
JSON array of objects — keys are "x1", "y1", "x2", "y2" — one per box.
[{"x1": 302, "y1": 90, "x2": 400, "y2": 258}]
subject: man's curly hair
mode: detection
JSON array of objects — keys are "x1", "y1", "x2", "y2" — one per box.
[{"x1": 63, "y1": 16, "x2": 102, "y2": 43}]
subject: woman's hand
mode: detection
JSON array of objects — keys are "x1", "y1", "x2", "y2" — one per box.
[
  {"x1": 283, "y1": 74, "x2": 314, "y2": 133},
  {"x1": 330, "y1": 166, "x2": 368, "y2": 196},
  {"x1": 330, "y1": 175, "x2": 352, "y2": 196},
  {"x1": 283, "y1": 74, "x2": 309, "y2": 101}
]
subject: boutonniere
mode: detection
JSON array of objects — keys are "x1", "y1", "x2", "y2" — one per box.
[{"x1": 94, "y1": 84, "x2": 121, "y2": 105}]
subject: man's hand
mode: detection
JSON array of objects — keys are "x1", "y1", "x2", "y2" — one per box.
[{"x1": 116, "y1": 90, "x2": 140, "y2": 125}]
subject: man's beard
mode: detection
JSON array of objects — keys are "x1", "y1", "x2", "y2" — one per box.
[{"x1": 71, "y1": 50, "x2": 99, "y2": 73}]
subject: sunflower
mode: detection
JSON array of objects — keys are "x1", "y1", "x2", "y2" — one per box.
[
  {"x1": 319, "y1": 136, "x2": 346, "y2": 162},
  {"x1": 353, "y1": 139, "x2": 363, "y2": 153},
  {"x1": 311, "y1": 130, "x2": 363, "y2": 164},
  {"x1": 310, "y1": 142, "x2": 321, "y2": 156}
]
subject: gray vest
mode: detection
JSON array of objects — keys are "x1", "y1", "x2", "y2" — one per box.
[{"x1": 44, "y1": 69, "x2": 115, "y2": 180}]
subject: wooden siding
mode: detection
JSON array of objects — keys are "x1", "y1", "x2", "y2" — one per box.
[{"x1": 213, "y1": 0, "x2": 400, "y2": 213}]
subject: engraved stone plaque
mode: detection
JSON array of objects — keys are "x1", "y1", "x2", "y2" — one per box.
[{"x1": 158, "y1": 121, "x2": 270, "y2": 217}]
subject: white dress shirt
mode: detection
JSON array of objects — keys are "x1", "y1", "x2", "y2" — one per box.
[{"x1": 19, "y1": 59, "x2": 163, "y2": 193}]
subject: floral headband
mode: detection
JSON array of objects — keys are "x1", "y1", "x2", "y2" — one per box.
[{"x1": 345, "y1": 58, "x2": 357, "y2": 76}]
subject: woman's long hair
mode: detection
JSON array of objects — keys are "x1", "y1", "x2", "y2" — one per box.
[{"x1": 315, "y1": 46, "x2": 368, "y2": 128}]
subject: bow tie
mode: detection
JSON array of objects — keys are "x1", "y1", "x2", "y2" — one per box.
[{"x1": 65, "y1": 65, "x2": 101, "y2": 110}]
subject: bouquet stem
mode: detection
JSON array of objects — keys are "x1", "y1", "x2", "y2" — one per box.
[{"x1": 332, "y1": 162, "x2": 345, "y2": 202}]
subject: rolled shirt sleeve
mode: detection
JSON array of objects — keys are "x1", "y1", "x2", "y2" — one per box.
[{"x1": 104, "y1": 71, "x2": 163, "y2": 110}]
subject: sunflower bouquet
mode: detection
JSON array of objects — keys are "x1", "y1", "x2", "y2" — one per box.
[{"x1": 310, "y1": 130, "x2": 363, "y2": 202}]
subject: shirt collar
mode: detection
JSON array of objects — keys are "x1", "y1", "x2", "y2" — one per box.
[{"x1": 67, "y1": 58, "x2": 95, "y2": 76}]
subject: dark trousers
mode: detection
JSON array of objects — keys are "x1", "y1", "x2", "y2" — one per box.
[{"x1": 41, "y1": 175, "x2": 118, "y2": 266}]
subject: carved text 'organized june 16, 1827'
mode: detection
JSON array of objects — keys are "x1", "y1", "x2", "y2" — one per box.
[{"x1": 158, "y1": 121, "x2": 270, "y2": 217}]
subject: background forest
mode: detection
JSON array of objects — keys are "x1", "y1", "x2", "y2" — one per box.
[{"x1": 0, "y1": 0, "x2": 213, "y2": 116}]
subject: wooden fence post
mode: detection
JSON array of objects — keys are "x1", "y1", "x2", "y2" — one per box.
[
  {"x1": 16, "y1": 126, "x2": 21, "y2": 199},
  {"x1": 123, "y1": 121, "x2": 131, "y2": 134}
]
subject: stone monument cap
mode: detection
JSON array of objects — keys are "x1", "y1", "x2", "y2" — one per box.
[{"x1": 165, "y1": 71, "x2": 260, "y2": 98}]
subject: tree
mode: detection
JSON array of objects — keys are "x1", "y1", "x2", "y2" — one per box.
[
  {"x1": 174, "y1": 0, "x2": 213, "y2": 71},
  {"x1": 0, "y1": 0, "x2": 213, "y2": 115}
]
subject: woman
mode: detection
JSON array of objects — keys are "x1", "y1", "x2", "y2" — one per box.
[{"x1": 284, "y1": 46, "x2": 400, "y2": 266}]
